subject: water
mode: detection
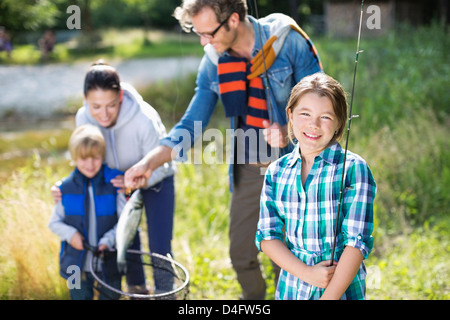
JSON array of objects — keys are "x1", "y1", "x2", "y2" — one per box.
[{"x1": 0, "y1": 57, "x2": 201, "y2": 117}]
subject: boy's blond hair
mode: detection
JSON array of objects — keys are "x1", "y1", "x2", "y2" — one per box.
[{"x1": 68, "y1": 124, "x2": 106, "y2": 161}]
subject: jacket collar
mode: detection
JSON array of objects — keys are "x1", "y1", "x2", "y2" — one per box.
[
  {"x1": 287, "y1": 142, "x2": 343, "y2": 167},
  {"x1": 73, "y1": 164, "x2": 106, "y2": 186}
]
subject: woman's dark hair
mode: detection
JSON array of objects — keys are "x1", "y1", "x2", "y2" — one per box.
[{"x1": 83, "y1": 59, "x2": 121, "y2": 96}]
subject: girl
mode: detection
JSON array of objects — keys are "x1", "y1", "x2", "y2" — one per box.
[{"x1": 255, "y1": 72, "x2": 376, "y2": 300}]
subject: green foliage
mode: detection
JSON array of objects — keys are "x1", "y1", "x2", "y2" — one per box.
[
  {"x1": 1, "y1": 29, "x2": 203, "y2": 65},
  {"x1": 359, "y1": 110, "x2": 449, "y2": 230},
  {"x1": 317, "y1": 22, "x2": 449, "y2": 136},
  {"x1": 367, "y1": 218, "x2": 450, "y2": 300},
  {"x1": 0, "y1": 0, "x2": 64, "y2": 32},
  {"x1": 316, "y1": 23, "x2": 450, "y2": 232},
  {"x1": 139, "y1": 73, "x2": 198, "y2": 127},
  {"x1": 171, "y1": 163, "x2": 241, "y2": 299}
]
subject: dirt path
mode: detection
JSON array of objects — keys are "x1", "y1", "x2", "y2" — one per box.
[{"x1": 0, "y1": 56, "x2": 201, "y2": 116}]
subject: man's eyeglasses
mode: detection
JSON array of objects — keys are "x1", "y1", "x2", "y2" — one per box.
[{"x1": 192, "y1": 13, "x2": 233, "y2": 40}]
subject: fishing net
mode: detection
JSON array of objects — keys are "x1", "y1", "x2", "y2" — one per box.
[{"x1": 88, "y1": 249, "x2": 189, "y2": 300}]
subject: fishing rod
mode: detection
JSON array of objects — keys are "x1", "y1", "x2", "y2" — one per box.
[{"x1": 330, "y1": 0, "x2": 365, "y2": 266}]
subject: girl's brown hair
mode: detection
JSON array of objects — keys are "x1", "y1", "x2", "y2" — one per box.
[{"x1": 286, "y1": 72, "x2": 348, "y2": 145}]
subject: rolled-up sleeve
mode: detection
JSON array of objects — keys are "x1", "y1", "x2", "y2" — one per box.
[
  {"x1": 255, "y1": 166, "x2": 285, "y2": 251},
  {"x1": 341, "y1": 160, "x2": 377, "y2": 259}
]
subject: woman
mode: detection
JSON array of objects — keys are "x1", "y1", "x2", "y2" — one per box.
[{"x1": 54, "y1": 60, "x2": 176, "y2": 294}]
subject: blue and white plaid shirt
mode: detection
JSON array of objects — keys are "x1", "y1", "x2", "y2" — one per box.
[{"x1": 255, "y1": 142, "x2": 376, "y2": 299}]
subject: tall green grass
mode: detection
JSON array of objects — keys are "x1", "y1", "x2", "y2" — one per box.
[
  {"x1": 316, "y1": 22, "x2": 450, "y2": 231},
  {"x1": 0, "y1": 154, "x2": 70, "y2": 299},
  {"x1": 0, "y1": 24, "x2": 448, "y2": 299}
]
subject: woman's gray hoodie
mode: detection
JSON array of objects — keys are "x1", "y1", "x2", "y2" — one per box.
[{"x1": 76, "y1": 82, "x2": 175, "y2": 188}]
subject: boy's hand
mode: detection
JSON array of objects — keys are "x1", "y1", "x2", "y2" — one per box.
[
  {"x1": 98, "y1": 244, "x2": 109, "y2": 252},
  {"x1": 306, "y1": 260, "x2": 337, "y2": 288},
  {"x1": 70, "y1": 232, "x2": 84, "y2": 250},
  {"x1": 111, "y1": 175, "x2": 126, "y2": 193}
]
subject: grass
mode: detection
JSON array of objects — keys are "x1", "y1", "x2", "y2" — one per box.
[
  {"x1": 0, "y1": 23, "x2": 449, "y2": 300},
  {"x1": 0, "y1": 155, "x2": 70, "y2": 299},
  {"x1": 366, "y1": 217, "x2": 450, "y2": 300}
]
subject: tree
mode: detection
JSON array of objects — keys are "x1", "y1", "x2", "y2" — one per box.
[
  {"x1": 127, "y1": 0, "x2": 156, "y2": 44},
  {"x1": 0, "y1": 0, "x2": 65, "y2": 32}
]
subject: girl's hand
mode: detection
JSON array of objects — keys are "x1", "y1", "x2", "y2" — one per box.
[
  {"x1": 306, "y1": 260, "x2": 337, "y2": 288},
  {"x1": 262, "y1": 121, "x2": 289, "y2": 148}
]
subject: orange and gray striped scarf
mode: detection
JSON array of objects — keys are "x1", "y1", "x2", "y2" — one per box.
[{"x1": 218, "y1": 56, "x2": 268, "y2": 128}]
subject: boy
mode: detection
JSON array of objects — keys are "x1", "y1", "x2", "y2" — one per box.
[{"x1": 49, "y1": 124, "x2": 125, "y2": 300}]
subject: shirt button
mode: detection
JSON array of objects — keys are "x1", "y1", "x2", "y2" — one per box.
[{"x1": 357, "y1": 235, "x2": 362, "y2": 240}]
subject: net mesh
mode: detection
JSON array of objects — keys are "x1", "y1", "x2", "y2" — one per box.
[{"x1": 89, "y1": 249, "x2": 189, "y2": 300}]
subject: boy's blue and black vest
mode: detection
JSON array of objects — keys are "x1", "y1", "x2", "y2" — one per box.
[{"x1": 58, "y1": 164, "x2": 122, "y2": 279}]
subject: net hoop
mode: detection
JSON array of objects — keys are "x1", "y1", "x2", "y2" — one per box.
[{"x1": 88, "y1": 249, "x2": 190, "y2": 299}]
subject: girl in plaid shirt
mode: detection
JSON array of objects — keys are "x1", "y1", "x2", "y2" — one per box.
[{"x1": 255, "y1": 73, "x2": 376, "y2": 300}]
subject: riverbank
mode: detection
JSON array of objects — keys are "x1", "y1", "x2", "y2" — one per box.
[{"x1": 0, "y1": 56, "x2": 201, "y2": 118}]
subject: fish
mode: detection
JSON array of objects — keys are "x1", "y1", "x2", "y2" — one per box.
[{"x1": 115, "y1": 189, "x2": 144, "y2": 273}]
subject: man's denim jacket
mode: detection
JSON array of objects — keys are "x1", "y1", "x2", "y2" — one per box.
[{"x1": 160, "y1": 15, "x2": 322, "y2": 188}]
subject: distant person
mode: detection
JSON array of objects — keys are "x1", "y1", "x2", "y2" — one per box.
[
  {"x1": 49, "y1": 124, "x2": 124, "y2": 300},
  {"x1": 38, "y1": 29, "x2": 55, "y2": 62},
  {"x1": 51, "y1": 60, "x2": 176, "y2": 294},
  {"x1": 124, "y1": 0, "x2": 323, "y2": 299},
  {"x1": 0, "y1": 26, "x2": 13, "y2": 58},
  {"x1": 255, "y1": 73, "x2": 377, "y2": 300}
]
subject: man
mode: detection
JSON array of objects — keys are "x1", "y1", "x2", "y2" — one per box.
[{"x1": 125, "y1": 0, "x2": 322, "y2": 299}]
